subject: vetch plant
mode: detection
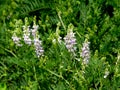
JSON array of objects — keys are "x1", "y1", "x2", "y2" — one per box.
[
  {"x1": 81, "y1": 39, "x2": 90, "y2": 65},
  {"x1": 22, "y1": 18, "x2": 32, "y2": 45},
  {"x1": 64, "y1": 24, "x2": 77, "y2": 55},
  {"x1": 34, "y1": 37, "x2": 44, "y2": 58},
  {"x1": 32, "y1": 16, "x2": 44, "y2": 57},
  {"x1": 11, "y1": 19, "x2": 23, "y2": 47},
  {"x1": 1, "y1": 0, "x2": 120, "y2": 89},
  {"x1": 31, "y1": 19, "x2": 39, "y2": 38},
  {"x1": 12, "y1": 33, "x2": 22, "y2": 46},
  {"x1": 22, "y1": 25, "x2": 32, "y2": 45},
  {"x1": 12, "y1": 17, "x2": 44, "y2": 58},
  {"x1": 52, "y1": 22, "x2": 62, "y2": 44}
]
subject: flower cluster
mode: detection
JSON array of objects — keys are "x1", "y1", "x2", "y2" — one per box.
[
  {"x1": 64, "y1": 30, "x2": 76, "y2": 54},
  {"x1": 34, "y1": 38, "x2": 44, "y2": 58},
  {"x1": 12, "y1": 21, "x2": 44, "y2": 58},
  {"x1": 31, "y1": 24, "x2": 39, "y2": 38},
  {"x1": 32, "y1": 24, "x2": 44, "y2": 57},
  {"x1": 23, "y1": 26, "x2": 32, "y2": 45},
  {"x1": 12, "y1": 19, "x2": 91, "y2": 60},
  {"x1": 81, "y1": 40, "x2": 90, "y2": 65},
  {"x1": 12, "y1": 33, "x2": 22, "y2": 46}
]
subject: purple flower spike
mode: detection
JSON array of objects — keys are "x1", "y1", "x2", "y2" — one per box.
[
  {"x1": 12, "y1": 33, "x2": 22, "y2": 46},
  {"x1": 64, "y1": 30, "x2": 77, "y2": 54},
  {"x1": 81, "y1": 40, "x2": 90, "y2": 64},
  {"x1": 23, "y1": 26, "x2": 32, "y2": 45},
  {"x1": 34, "y1": 38, "x2": 44, "y2": 58}
]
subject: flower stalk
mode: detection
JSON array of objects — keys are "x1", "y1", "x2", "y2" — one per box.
[{"x1": 81, "y1": 39, "x2": 90, "y2": 65}]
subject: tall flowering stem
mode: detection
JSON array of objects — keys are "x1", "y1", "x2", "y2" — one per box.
[
  {"x1": 32, "y1": 16, "x2": 44, "y2": 58},
  {"x1": 22, "y1": 25, "x2": 32, "y2": 45},
  {"x1": 64, "y1": 24, "x2": 76, "y2": 55},
  {"x1": 12, "y1": 20, "x2": 23, "y2": 46},
  {"x1": 12, "y1": 16, "x2": 44, "y2": 58},
  {"x1": 52, "y1": 22, "x2": 62, "y2": 44},
  {"x1": 22, "y1": 17, "x2": 32, "y2": 45},
  {"x1": 31, "y1": 16, "x2": 39, "y2": 38},
  {"x1": 81, "y1": 39, "x2": 90, "y2": 65},
  {"x1": 34, "y1": 38, "x2": 44, "y2": 58},
  {"x1": 31, "y1": 24, "x2": 39, "y2": 38}
]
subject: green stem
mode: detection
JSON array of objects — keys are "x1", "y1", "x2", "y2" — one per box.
[
  {"x1": 76, "y1": 31, "x2": 82, "y2": 38},
  {"x1": 58, "y1": 12, "x2": 66, "y2": 30},
  {"x1": 45, "y1": 68, "x2": 70, "y2": 86},
  {"x1": 0, "y1": 46, "x2": 17, "y2": 58},
  {"x1": 33, "y1": 66, "x2": 37, "y2": 81},
  {"x1": 33, "y1": 65, "x2": 41, "y2": 89}
]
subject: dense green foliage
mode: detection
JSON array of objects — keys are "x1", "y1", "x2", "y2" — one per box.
[{"x1": 0, "y1": 0, "x2": 120, "y2": 89}]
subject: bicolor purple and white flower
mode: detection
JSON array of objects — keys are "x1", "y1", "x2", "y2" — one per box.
[
  {"x1": 12, "y1": 33, "x2": 22, "y2": 46},
  {"x1": 81, "y1": 40, "x2": 90, "y2": 64},
  {"x1": 64, "y1": 30, "x2": 76, "y2": 54},
  {"x1": 23, "y1": 26, "x2": 32, "y2": 45},
  {"x1": 34, "y1": 38, "x2": 44, "y2": 58},
  {"x1": 12, "y1": 20, "x2": 44, "y2": 58}
]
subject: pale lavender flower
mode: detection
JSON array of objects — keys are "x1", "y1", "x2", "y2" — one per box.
[
  {"x1": 12, "y1": 33, "x2": 22, "y2": 46},
  {"x1": 31, "y1": 24, "x2": 39, "y2": 38},
  {"x1": 34, "y1": 38, "x2": 44, "y2": 58},
  {"x1": 23, "y1": 26, "x2": 32, "y2": 45},
  {"x1": 81, "y1": 40, "x2": 90, "y2": 64},
  {"x1": 52, "y1": 36, "x2": 62, "y2": 44},
  {"x1": 31, "y1": 24, "x2": 44, "y2": 58},
  {"x1": 104, "y1": 69, "x2": 109, "y2": 78},
  {"x1": 57, "y1": 36, "x2": 62, "y2": 44},
  {"x1": 64, "y1": 30, "x2": 76, "y2": 54},
  {"x1": 23, "y1": 34, "x2": 32, "y2": 45}
]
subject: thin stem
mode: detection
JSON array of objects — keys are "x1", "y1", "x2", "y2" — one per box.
[
  {"x1": 33, "y1": 65, "x2": 41, "y2": 89},
  {"x1": 0, "y1": 46, "x2": 17, "y2": 58},
  {"x1": 45, "y1": 68, "x2": 70, "y2": 86},
  {"x1": 58, "y1": 11, "x2": 66, "y2": 30}
]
